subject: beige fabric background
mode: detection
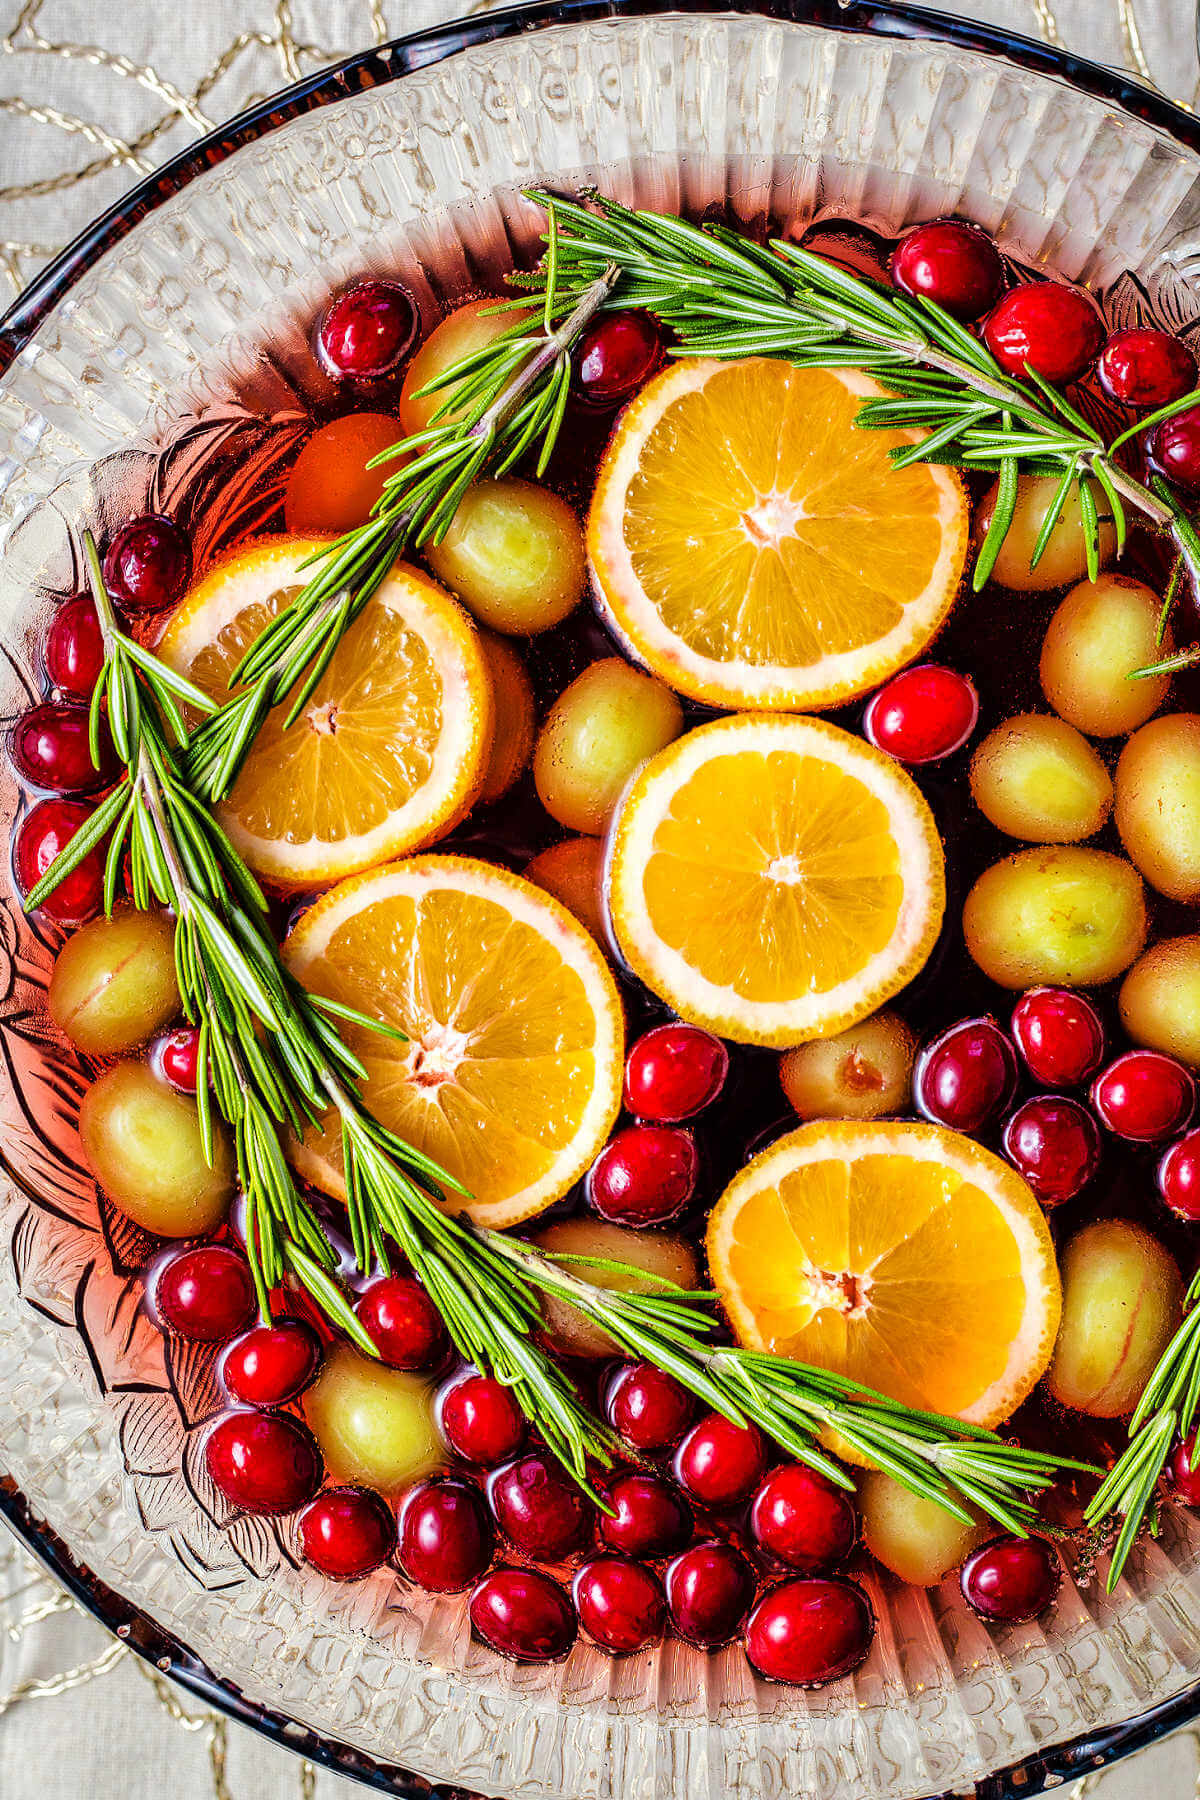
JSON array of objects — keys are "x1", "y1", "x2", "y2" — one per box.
[{"x1": 2, "y1": 1, "x2": 1200, "y2": 1795}]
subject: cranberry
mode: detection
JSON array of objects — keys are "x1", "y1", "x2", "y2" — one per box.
[
  {"x1": 664, "y1": 1542, "x2": 756, "y2": 1648},
  {"x1": 1159, "y1": 1130, "x2": 1200, "y2": 1221},
  {"x1": 598, "y1": 1472, "x2": 693, "y2": 1559},
  {"x1": 890, "y1": 219, "x2": 1004, "y2": 321},
  {"x1": 153, "y1": 1026, "x2": 203, "y2": 1092},
  {"x1": 744, "y1": 1576, "x2": 875, "y2": 1686},
  {"x1": 1011, "y1": 986, "x2": 1105, "y2": 1088},
  {"x1": 587, "y1": 1124, "x2": 698, "y2": 1227},
  {"x1": 863, "y1": 665, "x2": 978, "y2": 765},
  {"x1": 983, "y1": 282, "x2": 1104, "y2": 385},
  {"x1": 102, "y1": 515, "x2": 191, "y2": 614},
  {"x1": 624, "y1": 1023, "x2": 729, "y2": 1122},
  {"x1": 469, "y1": 1567, "x2": 577, "y2": 1662},
  {"x1": 1167, "y1": 1430, "x2": 1200, "y2": 1505},
  {"x1": 155, "y1": 1245, "x2": 257, "y2": 1342},
  {"x1": 10, "y1": 701, "x2": 116, "y2": 795},
  {"x1": 960, "y1": 1534, "x2": 1060, "y2": 1623},
  {"x1": 438, "y1": 1369, "x2": 525, "y2": 1465},
  {"x1": 675, "y1": 1413, "x2": 767, "y2": 1507},
  {"x1": 574, "y1": 1556, "x2": 666, "y2": 1654},
  {"x1": 913, "y1": 1016, "x2": 1018, "y2": 1133},
  {"x1": 1149, "y1": 404, "x2": 1200, "y2": 493},
  {"x1": 603, "y1": 1361, "x2": 695, "y2": 1452},
  {"x1": 14, "y1": 798, "x2": 105, "y2": 924},
  {"x1": 397, "y1": 1477, "x2": 493, "y2": 1592},
  {"x1": 205, "y1": 1411, "x2": 323, "y2": 1515},
  {"x1": 316, "y1": 279, "x2": 418, "y2": 381},
  {"x1": 355, "y1": 1275, "x2": 447, "y2": 1370},
  {"x1": 488, "y1": 1452, "x2": 592, "y2": 1561},
  {"x1": 45, "y1": 594, "x2": 105, "y2": 698},
  {"x1": 573, "y1": 310, "x2": 661, "y2": 406},
  {"x1": 749, "y1": 1464, "x2": 857, "y2": 1572},
  {"x1": 299, "y1": 1485, "x2": 394, "y2": 1579},
  {"x1": 1001, "y1": 1095, "x2": 1101, "y2": 1205},
  {"x1": 222, "y1": 1319, "x2": 321, "y2": 1406},
  {"x1": 1098, "y1": 328, "x2": 1196, "y2": 410},
  {"x1": 1091, "y1": 1050, "x2": 1195, "y2": 1144}
]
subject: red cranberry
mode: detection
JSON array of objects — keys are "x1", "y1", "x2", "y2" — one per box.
[
  {"x1": 316, "y1": 279, "x2": 418, "y2": 381},
  {"x1": 1091, "y1": 1050, "x2": 1195, "y2": 1145},
  {"x1": 675, "y1": 1413, "x2": 767, "y2": 1507},
  {"x1": 574, "y1": 1556, "x2": 666, "y2": 1654},
  {"x1": 153, "y1": 1026, "x2": 203, "y2": 1092},
  {"x1": 1001, "y1": 1095, "x2": 1101, "y2": 1205},
  {"x1": 890, "y1": 219, "x2": 1004, "y2": 321},
  {"x1": 603, "y1": 1361, "x2": 695, "y2": 1452},
  {"x1": 1149, "y1": 404, "x2": 1200, "y2": 493},
  {"x1": 488, "y1": 1452, "x2": 592, "y2": 1560},
  {"x1": 398, "y1": 1477, "x2": 493, "y2": 1592},
  {"x1": 102, "y1": 515, "x2": 191, "y2": 614},
  {"x1": 960, "y1": 1534, "x2": 1060, "y2": 1623},
  {"x1": 438, "y1": 1369, "x2": 525, "y2": 1465},
  {"x1": 1011, "y1": 986, "x2": 1105, "y2": 1088},
  {"x1": 355, "y1": 1275, "x2": 447, "y2": 1370},
  {"x1": 587, "y1": 1124, "x2": 698, "y2": 1227},
  {"x1": 863, "y1": 665, "x2": 978, "y2": 765},
  {"x1": 155, "y1": 1245, "x2": 257, "y2": 1342},
  {"x1": 1159, "y1": 1130, "x2": 1200, "y2": 1221},
  {"x1": 598, "y1": 1472, "x2": 693, "y2": 1559},
  {"x1": 624, "y1": 1023, "x2": 729, "y2": 1122},
  {"x1": 205, "y1": 1411, "x2": 322, "y2": 1515},
  {"x1": 744, "y1": 1576, "x2": 874, "y2": 1686},
  {"x1": 913, "y1": 1016, "x2": 1018, "y2": 1133},
  {"x1": 574, "y1": 310, "x2": 661, "y2": 406},
  {"x1": 1167, "y1": 1430, "x2": 1200, "y2": 1505},
  {"x1": 14, "y1": 798, "x2": 105, "y2": 924},
  {"x1": 983, "y1": 282, "x2": 1104, "y2": 384},
  {"x1": 45, "y1": 594, "x2": 105, "y2": 699},
  {"x1": 299, "y1": 1485, "x2": 394, "y2": 1579},
  {"x1": 1099, "y1": 328, "x2": 1196, "y2": 409},
  {"x1": 749, "y1": 1464, "x2": 857, "y2": 1573},
  {"x1": 664, "y1": 1542, "x2": 756, "y2": 1648},
  {"x1": 469, "y1": 1567, "x2": 576, "y2": 1661},
  {"x1": 10, "y1": 701, "x2": 116, "y2": 794},
  {"x1": 222, "y1": 1319, "x2": 321, "y2": 1406}
]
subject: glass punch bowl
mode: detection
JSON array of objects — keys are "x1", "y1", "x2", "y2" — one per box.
[{"x1": 4, "y1": 4, "x2": 1200, "y2": 1796}]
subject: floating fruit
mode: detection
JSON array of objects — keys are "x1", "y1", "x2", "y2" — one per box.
[
  {"x1": 10, "y1": 699, "x2": 116, "y2": 794},
  {"x1": 603, "y1": 1361, "x2": 695, "y2": 1452},
  {"x1": 1120, "y1": 937, "x2": 1200, "y2": 1070},
  {"x1": 283, "y1": 856, "x2": 623, "y2": 1229},
  {"x1": 154, "y1": 1245, "x2": 256, "y2": 1342},
  {"x1": 960, "y1": 1535, "x2": 1060, "y2": 1623},
  {"x1": 476, "y1": 629, "x2": 535, "y2": 804},
  {"x1": 1159, "y1": 1132, "x2": 1200, "y2": 1223},
  {"x1": 469, "y1": 1567, "x2": 576, "y2": 1662},
  {"x1": 79, "y1": 1061, "x2": 234, "y2": 1237},
  {"x1": 889, "y1": 220, "x2": 1004, "y2": 320},
  {"x1": 316, "y1": 279, "x2": 417, "y2": 381},
  {"x1": 749, "y1": 1464, "x2": 857, "y2": 1572},
  {"x1": 962, "y1": 846, "x2": 1147, "y2": 989},
  {"x1": 1001, "y1": 1095, "x2": 1101, "y2": 1205},
  {"x1": 573, "y1": 310, "x2": 662, "y2": 405},
  {"x1": 862, "y1": 665, "x2": 978, "y2": 765},
  {"x1": 397, "y1": 1477, "x2": 492, "y2": 1591},
  {"x1": 45, "y1": 593, "x2": 104, "y2": 698},
  {"x1": 355, "y1": 1275, "x2": 448, "y2": 1371},
  {"x1": 1011, "y1": 986, "x2": 1105, "y2": 1088},
  {"x1": 48, "y1": 907, "x2": 179, "y2": 1056},
  {"x1": 15, "y1": 798, "x2": 105, "y2": 925},
  {"x1": 283, "y1": 411, "x2": 403, "y2": 535},
  {"x1": 912, "y1": 1016, "x2": 1017, "y2": 1133},
  {"x1": 588, "y1": 357, "x2": 968, "y2": 710},
  {"x1": 153, "y1": 1026, "x2": 202, "y2": 1092},
  {"x1": 598, "y1": 1473, "x2": 692, "y2": 1559},
  {"x1": 675, "y1": 1414, "x2": 767, "y2": 1508},
  {"x1": 1040, "y1": 575, "x2": 1171, "y2": 737},
  {"x1": 488, "y1": 1451, "x2": 592, "y2": 1560},
  {"x1": 664, "y1": 1542, "x2": 755, "y2": 1648},
  {"x1": 425, "y1": 477, "x2": 586, "y2": 636},
  {"x1": 968, "y1": 713, "x2": 1112, "y2": 844},
  {"x1": 978, "y1": 475, "x2": 1115, "y2": 592},
  {"x1": 1169, "y1": 1432, "x2": 1200, "y2": 1505},
  {"x1": 438, "y1": 1370, "x2": 526, "y2": 1467},
  {"x1": 103, "y1": 514, "x2": 191, "y2": 614},
  {"x1": 586, "y1": 1123, "x2": 698, "y2": 1227},
  {"x1": 573, "y1": 1557, "x2": 666, "y2": 1653},
  {"x1": 1090, "y1": 1049, "x2": 1195, "y2": 1144},
  {"x1": 858, "y1": 1469, "x2": 987, "y2": 1586},
  {"x1": 205, "y1": 1411, "x2": 323, "y2": 1516},
  {"x1": 528, "y1": 1218, "x2": 701, "y2": 1359},
  {"x1": 1098, "y1": 328, "x2": 1196, "y2": 409},
  {"x1": 303, "y1": 1344, "x2": 441, "y2": 1494},
  {"x1": 743, "y1": 1576, "x2": 875, "y2": 1687},
  {"x1": 1046, "y1": 1219, "x2": 1183, "y2": 1417},
  {"x1": 1149, "y1": 404, "x2": 1200, "y2": 492},
  {"x1": 706, "y1": 1120, "x2": 1061, "y2": 1427},
  {"x1": 1114, "y1": 713, "x2": 1200, "y2": 902},
  {"x1": 398, "y1": 299, "x2": 526, "y2": 438},
  {"x1": 607, "y1": 714, "x2": 944, "y2": 1047},
  {"x1": 982, "y1": 282, "x2": 1104, "y2": 384},
  {"x1": 532, "y1": 656, "x2": 683, "y2": 835},
  {"x1": 624, "y1": 1023, "x2": 728, "y2": 1122},
  {"x1": 779, "y1": 1010, "x2": 915, "y2": 1124},
  {"x1": 160, "y1": 540, "x2": 492, "y2": 891},
  {"x1": 300, "y1": 1485, "x2": 395, "y2": 1579},
  {"x1": 222, "y1": 1320, "x2": 321, "y2": 1408},
  {"x1": 522, "y1": 836, "x2": 607, "y2": 944}
]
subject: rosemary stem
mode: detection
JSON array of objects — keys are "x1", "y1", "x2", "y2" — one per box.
[{"x1": 467, "y1": 264, "x2": 619, "y2": 443}]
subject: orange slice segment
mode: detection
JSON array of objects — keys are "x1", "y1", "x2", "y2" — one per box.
[
  {"x1": 707, "y1": 1120, "x2": 1061, "y2": 1426},
  {"x1": 589, "y1": 358, "x2": 968, "y2": 710},
  {"x1": 159, "y1": 538, "x2": 492, "y2": 891},
  {"x1": 282, "y1": 855, "x2": 624, "y2": 1229},
  {"x1": 607, "y1": 714, "x2": 944, "y2": 1047}
]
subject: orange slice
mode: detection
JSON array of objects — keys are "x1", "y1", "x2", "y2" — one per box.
[
  {"x1": 589, "y1": 358, "x2": 968, "y2": 710},
  {"x1": 607, "y1": 714, "x2": 944, "y2": 1047},
  {"x1": 282, "y1": 855, "x2": 624, "y2": 1229},
  {"x1": 707, "y1": 1120, "x2": 1061, "y2": 1427},
  {"x1": 159, "y1": 538, "x2": 492, "y2": 891}
]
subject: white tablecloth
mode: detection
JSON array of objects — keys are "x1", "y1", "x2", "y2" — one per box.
[{"x1": 3, "y1": 2, "x2": 1200, "y2": 1796}]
